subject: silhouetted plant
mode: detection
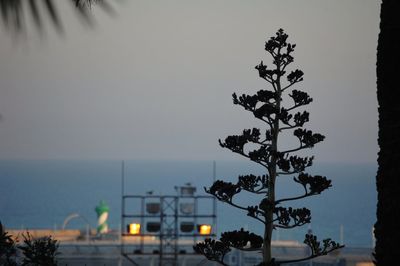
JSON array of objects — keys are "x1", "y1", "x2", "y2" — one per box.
[
  {"x1": 18, "y1": 232, "x2": 59, "y2": 266},
  {"x1": 0, "y1": 222, "x2": 17, "y2": 266},
  {"x1": 194, "y1": 29, "x2": 343, "y2": 265},
  {"x1": 0, "y1": 0, "x2": 115, "y2": 34},
  {"x1": 374, "y1": 0, "x2": 400, "y2": 264}
]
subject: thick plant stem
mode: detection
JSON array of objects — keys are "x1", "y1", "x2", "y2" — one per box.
[
  {"x1": 263, "y1": 68, "x2": 282, "y2": 265},
  {"x1": 264, "y1": 138, "x2": 277, "y2": 263}
]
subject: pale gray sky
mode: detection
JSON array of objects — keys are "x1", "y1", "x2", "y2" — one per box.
[{"x1": 0, "y1": 0, "x2": 380, "y2": 163}]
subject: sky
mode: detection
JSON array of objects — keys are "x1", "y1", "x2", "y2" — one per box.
[{"x1": 0, "y1": 0, "x2": 380, "y2": 163}]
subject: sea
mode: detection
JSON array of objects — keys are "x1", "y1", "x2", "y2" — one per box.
[{"x1": 0, "y1": 160, "x2": 376, "y2": 248}]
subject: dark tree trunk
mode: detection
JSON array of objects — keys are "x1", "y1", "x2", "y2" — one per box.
[{"x1": 374, "y1": 0, "x2": 400, "y2": 264}]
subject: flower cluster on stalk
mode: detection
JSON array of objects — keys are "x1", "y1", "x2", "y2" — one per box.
[{"x1": 194, "y1": 29, "x2": 343, "y2": 265}]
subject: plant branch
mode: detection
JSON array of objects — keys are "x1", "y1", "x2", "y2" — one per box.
[
  {"x1": 286, "y1": 104, "x2": 303, "y2": 112},
  {"x1": 273, "y1": 223, "x2": 307, "y2": 229},
  {"x1": 281, "y1": 79, "x2": 302, "y2": 92},
  {"x1": 234, "y1": 150, "x2": 269, "y2": 168},
  {"x1": 279, "y1": 125, "x2": 298, "y2": 131},
  {"x1": 280, "y1": 145, "x2": 311, "y2": 154},
  {"x1": 226, "y1": 200, "x2": 251, "y2": 211},
  {"x1": 241, "y1": 187, "x2": 268, "y2": 194},
  {"x1": 251, "y1": 216, "x2": 267, "y2": 225},
  {"x1": 276, "y1": 170, "x2": 302, "y2": 175},
  {"x1": 277, "y1": 245, "x2": 344, "y2": 265}
]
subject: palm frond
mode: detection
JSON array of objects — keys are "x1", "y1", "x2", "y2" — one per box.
[{"x1": 0, "y1": 0, "x2": 116, "y2": 35}]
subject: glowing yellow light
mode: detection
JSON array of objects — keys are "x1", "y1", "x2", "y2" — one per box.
[
  {"x1": 199, "y1": 224, "x2": 212, "y2": 235},
  {"x1": 128, "y1": 223, "x2": 141, "y2": 235}
]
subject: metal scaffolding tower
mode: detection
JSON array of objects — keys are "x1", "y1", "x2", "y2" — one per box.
[{"x1": 120, "y1": 162, "x2": 217, "y2": 266}]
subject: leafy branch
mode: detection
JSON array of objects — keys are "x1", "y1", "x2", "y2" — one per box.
[{"x1": 277, "y1": 234, "x2": 344, "y2": 265}]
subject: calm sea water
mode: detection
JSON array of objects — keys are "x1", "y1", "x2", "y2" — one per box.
[{"x1": 0, "y1": 160, "x2": 376, "y2": 247}]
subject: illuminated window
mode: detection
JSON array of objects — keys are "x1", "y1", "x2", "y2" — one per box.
[
  {"x1": 198, "y1": 224, "x2": 212, "y2": 235},
  {"x1": 128, "y1": 223, "x2": 141, "y2": 235}
]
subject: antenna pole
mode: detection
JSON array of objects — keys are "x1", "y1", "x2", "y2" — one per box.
[
  {"x1": 213, "y1": 160, "x2": 217, "y2": 236},
  {"x1": 120, "y1": 160, "x2": 125, "y2": 259}
]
